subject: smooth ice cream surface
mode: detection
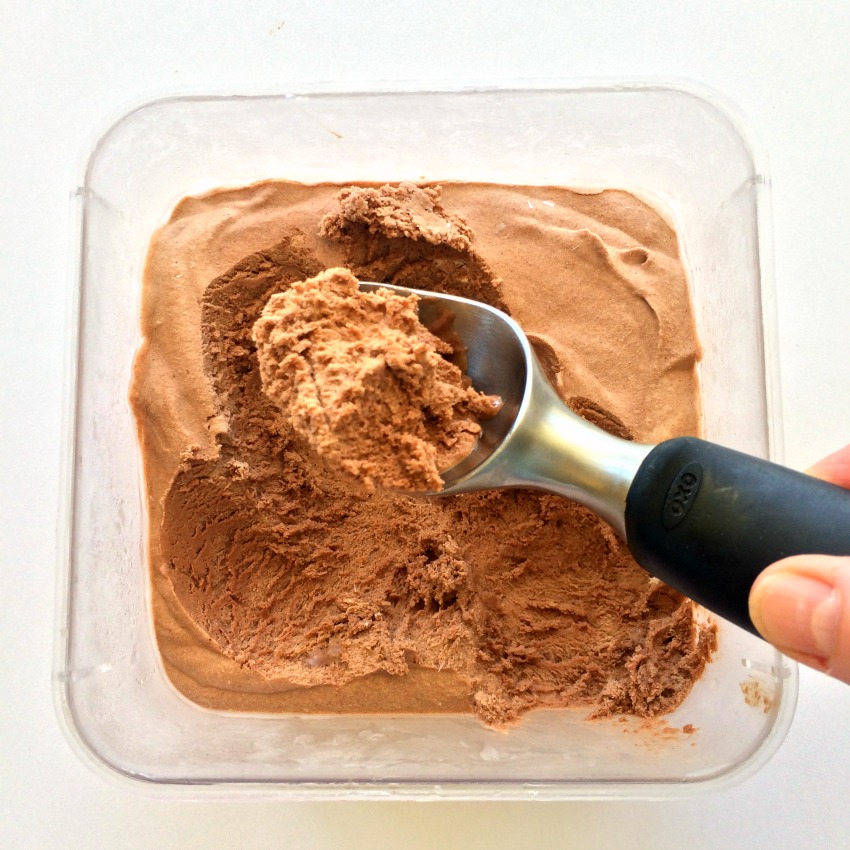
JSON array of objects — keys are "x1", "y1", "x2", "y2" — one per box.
[
  {"x1": 251, "y1": 267, "x2": 500, "y2": 493},
  {"x1": 131, "y1": 180, "x2": 716, "y2": 727}
]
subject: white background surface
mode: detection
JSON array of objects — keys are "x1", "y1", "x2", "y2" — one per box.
[{"x1": 3, "y1": 2, "x2": 850, "y2": 848}]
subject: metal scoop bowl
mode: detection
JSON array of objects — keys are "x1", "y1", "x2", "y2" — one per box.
[{"x1": 361, "y1": 282, "x2": 850, "y2": 637}]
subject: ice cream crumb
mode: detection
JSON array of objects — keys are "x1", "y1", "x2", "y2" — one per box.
[{"x1": 740, "y1": 678, "x2": 774, "y2": 713}]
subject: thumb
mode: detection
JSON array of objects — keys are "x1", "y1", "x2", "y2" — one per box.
[
  {"x1": 806, "y1": 444, "x2": 850, "y2": 488},
  {"x1": 749, "y1": 554, "x2": 850, "y2": 684}
]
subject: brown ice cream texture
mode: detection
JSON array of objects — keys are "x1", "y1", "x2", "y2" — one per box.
[
  {"x1": 131, "y1": 180, "x2": 716, "y2": 727},
  {"x1": 252, "y1": 267, "x2": 500, "y2": 493}
]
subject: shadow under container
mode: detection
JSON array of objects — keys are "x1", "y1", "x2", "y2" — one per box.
[{"x1": 57, "y1": 85, "x2": 796, "y2": 799}]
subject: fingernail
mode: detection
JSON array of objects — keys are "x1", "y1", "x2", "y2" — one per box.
[{"x1": 750, "y1": 573, "x2": 840, "y2": 658}]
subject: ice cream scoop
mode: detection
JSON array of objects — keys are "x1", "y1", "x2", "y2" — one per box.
[{"x1": 360, "y1": 282, "x2": 850, "y2": 636}]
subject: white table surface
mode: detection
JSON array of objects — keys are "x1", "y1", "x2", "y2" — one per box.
[{"x1": 3, "y1": 2, "x2": 850, "y2": 848}]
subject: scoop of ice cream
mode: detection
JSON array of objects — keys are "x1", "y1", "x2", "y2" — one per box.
[{"x1": 251, "y1": 267, "x2": 501, "y2": 492}]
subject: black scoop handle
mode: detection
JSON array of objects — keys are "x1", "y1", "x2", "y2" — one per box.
[{"x1": 624, "y1": 437, "x2": 850, "y2": 636}]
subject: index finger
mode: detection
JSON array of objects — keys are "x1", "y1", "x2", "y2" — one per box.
[{"x1": 806, "y1": 443, "x2": 850, "y2": 489}]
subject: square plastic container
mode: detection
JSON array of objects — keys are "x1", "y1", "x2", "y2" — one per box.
[{"x1": 57, "y1": 85, "x2": 796, "y2": 799}]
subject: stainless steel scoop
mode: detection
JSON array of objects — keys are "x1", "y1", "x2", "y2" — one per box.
[{"x1": 360, "y1": 282, "x2": 850, "y2": 636}]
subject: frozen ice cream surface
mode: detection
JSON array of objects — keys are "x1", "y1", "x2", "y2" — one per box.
[
  {"x1": 131, "y1": 180, "x2": 716, "y2": 727},
  {"x1": 252, "y1": 267, "x2": 500, "y2": 493}
]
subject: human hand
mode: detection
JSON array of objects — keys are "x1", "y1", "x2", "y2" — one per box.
[{"x1": 749, "y1": 443, "x2": 850, "y2": 683}]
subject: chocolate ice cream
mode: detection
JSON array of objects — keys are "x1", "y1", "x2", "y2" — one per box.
[
  {"x1": 252, "y1": 267, "x2": 500, "y2": 493},
  {"x1": 131, "y1": 181, "x2": 716, "y2": 727}
]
